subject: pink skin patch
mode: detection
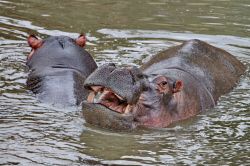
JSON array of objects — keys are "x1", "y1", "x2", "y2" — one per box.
[
  {"x1": 27, "y1": 35, "x2": 43, "y2": 60},
  {"x1": 87, "y1": 86, "x2": 131, "y2": 114},
  {"x1": 75, "y1": 34, "x2": 86, "y2": 47}
]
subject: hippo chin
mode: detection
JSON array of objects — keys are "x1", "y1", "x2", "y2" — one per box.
[
  {"x1": 82, "y1": 39, "x2": 246, "y2": 130},
  {"x1": 26, "y1": 35, "x2": 97, "y2": 106}
]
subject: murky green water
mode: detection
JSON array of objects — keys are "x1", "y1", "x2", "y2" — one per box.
[{"x1": 0, "y1": 0, "x2": 249, "y2": 165}]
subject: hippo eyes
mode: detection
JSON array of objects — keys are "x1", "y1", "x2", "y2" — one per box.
[{"x1": 160, "y1": 81, "x2": 168, "y2": 86}]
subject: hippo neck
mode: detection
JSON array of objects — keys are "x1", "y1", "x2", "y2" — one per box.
[
  {"x1": 27, "y1": 69, "x2": 87, "y2": 106},
  {"x1": 137, "y1": 91, "x2": 193, "y2": 128},
  {"x1": 160, "y1": 90, "x2": 200, "y2": 127}
]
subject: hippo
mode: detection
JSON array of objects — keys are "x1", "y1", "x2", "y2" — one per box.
[
  {"x1": 26, "y1": 35, "x2": 97, "y2": 106},
  {"x1": 82, "y1": 39, "x2": 246, "y2": 130}
]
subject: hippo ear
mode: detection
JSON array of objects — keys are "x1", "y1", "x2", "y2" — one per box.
[
  {"x1": 173, "y1": 80, "x2": 183, "y2": 93},
  {"x1": 76, "y1": 34, "x2": 86, "y2": 47},
  {"x1": 27, "y1": 35, "x2": 43, "y2": 49}
]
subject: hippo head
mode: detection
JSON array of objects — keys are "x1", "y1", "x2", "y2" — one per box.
[
  {"x1": 27, "y1": 34, "x2": 86, "y2": 60},
  {"x1": 26, "y1": 34, "x2": 96, "y2": 77},
  {"x1": 82, "y1": 63, "x2": 183, "y2": 130}
]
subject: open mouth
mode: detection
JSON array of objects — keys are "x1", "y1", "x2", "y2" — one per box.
[{"x1": 86, "y1": 86, "x2": 132, "y2": 114}]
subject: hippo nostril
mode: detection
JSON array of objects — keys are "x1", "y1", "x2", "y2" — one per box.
[{"x1": 58, "y1": 39, "x2": 65, "y2": 49}]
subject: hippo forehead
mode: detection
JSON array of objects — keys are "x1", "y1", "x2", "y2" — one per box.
[
  {"x1": 42, "y1": 36, "x2": 76, "y2": 47},
  {"x1": 84, "y1": 63, "x2": 147, "y2": 104},
  {"x1": 44, "y1": 36, "x2": 74, "y2": 43}
]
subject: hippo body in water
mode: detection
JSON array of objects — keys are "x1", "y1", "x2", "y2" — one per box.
[
  {"x1": 82, "y1": 39, "x2": 245, "y2": 130},
  {"x1": 26, "y1": 35, "x2": 97, "y2": 106}
]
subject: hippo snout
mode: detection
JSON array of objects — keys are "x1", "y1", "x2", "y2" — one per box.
[{"x1": 84, "y1": 64, "x2": 147, "y2": 104}]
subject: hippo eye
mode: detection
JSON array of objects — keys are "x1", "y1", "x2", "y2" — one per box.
[{"x1": 161, "y1": 81, "x2": 168, "y2": 86}]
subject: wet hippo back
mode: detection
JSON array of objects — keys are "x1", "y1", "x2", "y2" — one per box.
[{"x1": 142, "y1": 39, "x2": 246, "y2": 102}]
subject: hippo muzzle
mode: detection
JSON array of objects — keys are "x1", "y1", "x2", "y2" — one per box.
[
  {"x1": 82, "y1": 64, "x2": 149, "y2": 130},
  {"x1": 84, "y1": 63, "x2": 147, "y2": 112}
]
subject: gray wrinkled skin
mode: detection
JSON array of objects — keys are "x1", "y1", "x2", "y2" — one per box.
[
  {"x1": 84, "y1": 63, "x2": 148, "y2": 104},
  {"x1": 27, "y1": 36, "x2": 97, "y2": 106},
  {"x1": 82, "y1": 39, "x2": 246, "y2": 130}
]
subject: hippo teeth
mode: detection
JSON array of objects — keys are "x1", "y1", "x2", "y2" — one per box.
[
  {"x1": 124, "y1": 104, "x2": 132, "y2": 114},
  {"x1": 86, "y1": 86, "x2": 132, "y2": 114},
  {"x1": 87, "y1": 91, "x2": 95, "y2": 103},
  {"x1": 114, "y1": 93, "x2": 124, "y2": 101}
]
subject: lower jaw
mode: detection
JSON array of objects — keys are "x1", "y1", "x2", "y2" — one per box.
[{"x1": 82, "y1": 102, "x2": 137, "y2": 131}]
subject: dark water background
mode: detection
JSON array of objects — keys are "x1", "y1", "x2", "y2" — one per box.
[{"x1": 0, "y1": 0, "x2": 249, "y2": 165}]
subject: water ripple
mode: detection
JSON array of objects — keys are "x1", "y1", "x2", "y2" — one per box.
[{"x1": 0, "y1": 1, "x2": 250, "y2": 165}]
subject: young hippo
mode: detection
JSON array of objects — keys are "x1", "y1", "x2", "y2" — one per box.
[{"x1": 26, "y1": 35, "x2": 97, "y2": 107}]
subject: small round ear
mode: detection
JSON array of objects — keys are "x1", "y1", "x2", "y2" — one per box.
[
  {"x1": 173, "y1": 80, "x2": 183, "y2": 93},
  {"x1": 153, "y1": 76, "x2": 170, "y2": 94},
  {"x1": 27, "y1": 35, "x2": 43, "y2": 49},
  {"x1": 76, "y1": 34, "x2": 86, "y2": 47}
]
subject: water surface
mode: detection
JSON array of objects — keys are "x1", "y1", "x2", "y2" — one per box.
[{"x1": 0, "y1": 0, "x2": 249, "y2": 165}]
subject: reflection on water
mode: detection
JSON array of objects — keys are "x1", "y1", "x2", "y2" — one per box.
[{"x1": 0, "y1": 0, "x2": 249, "y2": 165}]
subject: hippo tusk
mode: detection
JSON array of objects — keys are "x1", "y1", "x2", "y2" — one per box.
[
  {"x1": 114, "y1": 93, "x2": 124, "y2": 101},
  {"x1": 87, "y1": 91, "x2": 96, "y2": 103},
  {"x1": 124, "y1": 104, "x2": 132, "y2": 114}
]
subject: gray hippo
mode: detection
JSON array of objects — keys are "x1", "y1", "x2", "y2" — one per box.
[
  {"x1": 26, "y1": 35, "x2": 97, "y2": 106},
  {"x1": 82, "y1": 39, "x2": 246, "y2": 130}
]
